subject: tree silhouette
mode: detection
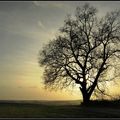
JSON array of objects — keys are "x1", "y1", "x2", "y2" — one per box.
[{"x1": 39, "y1": 3, "x2": 120, "y2": 104}]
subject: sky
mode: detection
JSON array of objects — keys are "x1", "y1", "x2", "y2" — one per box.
[{"x1": 0, "y1": 1, "x2": 120, "y2": 100}]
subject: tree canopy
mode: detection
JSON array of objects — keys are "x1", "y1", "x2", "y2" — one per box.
[{"x1": 39, "y1": 3, "x2": 120, "y2": 103}]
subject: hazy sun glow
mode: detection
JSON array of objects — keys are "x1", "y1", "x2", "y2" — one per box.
[{"x1": 0, "y1": 1, "x2": 120, "y2": 100}]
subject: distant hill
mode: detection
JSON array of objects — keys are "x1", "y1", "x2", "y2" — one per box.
[{"x1": 0, "y1": 100, "x2": 81, "y2": 106}]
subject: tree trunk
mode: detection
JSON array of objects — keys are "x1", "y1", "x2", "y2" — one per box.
[
  {"x1": 82, "y1": 92, "x2": 90, "y2": 105},
  {"x1": 80, "y1": 87, "x2": 91, "y2": 105}
]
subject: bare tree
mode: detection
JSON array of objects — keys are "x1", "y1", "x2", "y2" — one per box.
[{"x1": 39, "y1": 3, "x2": 120, "y2": 104}]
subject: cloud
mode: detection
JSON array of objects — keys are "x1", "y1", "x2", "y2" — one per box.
[
  {"x1": 38, "y1": 20, "x2": 45, "y2": 29},
  {"x1": 49, "y1": 3, "x2": 68, "y2": 9},
  {"x1": 18, "y1": 86, "x2": 23, "y2": 88},
  {"x1": 28, "y1": 86, "x2": 38, "y2": 89},
  {"x1": 32, "y1": 1, "x2": 70, "y2": 9},
  {"x1": 32, "y1": 1, "x2": 40, "y2": 6},
  {"x1": 18, "y1": 86, "x2": 38, "y2": 89}
]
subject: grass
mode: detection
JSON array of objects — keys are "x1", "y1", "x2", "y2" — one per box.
[
  {"x1": 0, "y1": 99, "x2": 120, "y2": 118},
  {"x1": 81, "y1": 99, "x2": 120, "y2": 108}
]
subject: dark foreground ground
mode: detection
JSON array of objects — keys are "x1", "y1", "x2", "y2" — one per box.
[{"x1": 0, "y1": 100, "x2": 120, "y2": 118}]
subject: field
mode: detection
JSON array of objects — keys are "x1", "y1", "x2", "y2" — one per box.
[{"x1": 0, "y1": 100, "x2": 120, "y2": 118}]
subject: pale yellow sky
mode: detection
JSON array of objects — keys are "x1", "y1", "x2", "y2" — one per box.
[{"x1": 0, "y1": 1, "x2": 120, "y2": 100}]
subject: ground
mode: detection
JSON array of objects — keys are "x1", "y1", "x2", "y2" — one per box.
[{"x1": 0, "y1": 100, "x2": 120, "y2": 118}]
